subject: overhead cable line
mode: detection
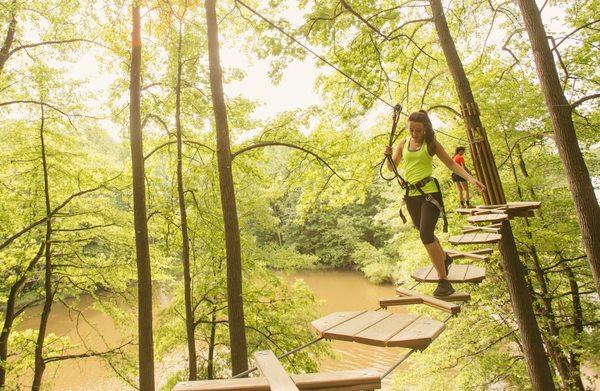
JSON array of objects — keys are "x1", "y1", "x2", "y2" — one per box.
[
  {"x1": 236, "y1": 0, "x2": 395, "y2": 109},
  {"x1": 235, "y1": 0, "x2": 464, "y2": 142}
]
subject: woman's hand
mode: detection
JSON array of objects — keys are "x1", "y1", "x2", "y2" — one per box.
[
  {"x1": 383, "y1": 146, "x2": 393, "y2": 156},
  {"x1": 470, "y1": 178, "x2": 486, "y2": 192}
]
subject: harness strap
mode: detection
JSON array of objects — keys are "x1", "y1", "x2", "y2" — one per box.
[{"x1": 402, "y1": 176, "x2": 448, "y2": 233}]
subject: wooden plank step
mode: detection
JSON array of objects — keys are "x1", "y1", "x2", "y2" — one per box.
[
  {"x1": 435, "y1": 291, "x2": 471, "y2": 302},
  {"x1": 449, "y1": 232, "x2": 502, "y2": 245},
  {"x1": 447, "y1": 248, "x2": 492, "y2": 261},
  {"x1": 354, "y1": 313, "x2": 420, "y2": 346},
  {"x1": 506, "y1": 201, "x2": 541, "y2": 210},
  {"x1": 387, "y1": 316, "x2": 445, "y2": 350},
  {"x1": 311, "y1": 311, "x2": 365, "y2": 333},
  {"x1": 474, "y1": 208, "x2": 506, "y2": 215},
  {"x1": 324, "y1": 311, "x2": 391, "y2": 342},
  {"x1": 457, "y1": 207, "x2": 503, "y2": 215},
  {"x1": 456, "y1": 207, "x2": 496, "y2": 215},
  {"x1": 379, "y1": 296, "x2": 423, "y2": 308},
  {"x1": 411, "y1": 265, "x2": 485, "y2": 284},
  {"x1": 508, "y1": 209, "x2": 535, "y2": 218},
  {"x1": 173, "y1": 368, "x2": 382, "y2": 390},
  {"x1": 462, "y1": 225, "x2": 502, "y2": 234},
  {"x1": 476, "y1": 201, "x2": 541, "y2": 211},
  {"x1": 312, "y1": 310, "x2": 445, "y2": 349},
  {"x1": 379, "y1": 290, "x2": 469, "y2": 307},
  {"x1": 466, "y1": 213, "x2": 508, "y2": 224},
  {"x1": 475, "y1": 204, "x2": 508, "y2": 210},
  {"x1": 253, "y1": 350, "x2": 298, "y2": 391},
  {"x1": 384, "y1": 291, "x2": 470, "y2": 304},
  {"x1": 396, "y1": 287, "x2": 461, "y2": 314}
]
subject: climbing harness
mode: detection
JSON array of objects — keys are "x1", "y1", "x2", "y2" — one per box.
[{"x1": 379, "y1": 105, "x2": 449, "y2": 232}]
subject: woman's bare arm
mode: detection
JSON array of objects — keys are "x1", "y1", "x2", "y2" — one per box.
[{"x1": 385, "y1": 138, "x2": 406, "y2": 171}]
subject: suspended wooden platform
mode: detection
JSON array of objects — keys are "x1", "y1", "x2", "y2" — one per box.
[
  {"x1": 476, "y1": 201, "x2": 541, "y2": 211},
  {"x1": 466, "y1": 213, "x2": 508, "y2": 224},
  {"x1": 173, "y1": 366, "x2": 381, "y2": 390},
  {"x1": 458, "y1": 201, "x2": 540, "y2": 218},
  {"x1": 311, "y1": 310, "x2": 445, "y2": 349},
  {"x1": 447, "y1": 248, "x2": 493, "y2": 261},
  {"x1": 379, "y1": 287, "x2": 467, "y2": 314},
  {"x1": 462, "y1": 224, "x2": 501, "y2": 234},
  {"x1": 456, "y1": 207, "x2": 505, "y2": 215},
  {"x1": 412, "y1": 264, "x2": 486, "y2": 283},
  {"x1": 449, "y1": 232, "x2": 502, "y2": 245}
]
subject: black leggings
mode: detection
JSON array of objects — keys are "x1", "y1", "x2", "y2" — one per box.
[{"x1": 405, "y1": 192, "x2": 443, "y2": 245}]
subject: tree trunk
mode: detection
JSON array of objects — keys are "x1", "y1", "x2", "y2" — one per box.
[
  {"x1": 511, "y1": 146, "x2": 581, "y2": 388},
  {"x1": 0, "y1": 243, "x2": 44, "y2": 388},
  {"x1": 565, "y1": 265, "x2": 586, "y2": 391},
  {"x1": 174, "y1": 21, "x2": 197, "y2": 381},
  {"x1": 204, "y1": 0, "x2": 249, "y2": 376},
  {"x1": 129, "y1": 5, "x2": 155, "y2": 390},
  {"x1": 515, "y1": 145, "x2": 537, "y2": 199},
  {"x1": 32, "y1": 106, "x2": 52, "y2": 391},
  {"x1": 516, "y1": 0, "x2": 600, "y2": 297},
  {"x1": 428, "y1": 1, "x2": 556, "y2": 389},
  {"x1": 207, "y1": 311, "x2": 217, "y2": 379},
  {"x1": 0, "y1": 0, "x2": 17, "y2": 74},
  {"x1": 530, "y1": 251, "x2": 580, "y2": 390}
]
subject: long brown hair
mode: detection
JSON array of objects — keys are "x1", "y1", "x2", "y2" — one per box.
[{"x1": 408, "y1": 110, "x2": 436, "y2": 155}]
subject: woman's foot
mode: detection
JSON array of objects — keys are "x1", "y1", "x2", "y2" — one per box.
[{"x1": 433, "y1": 280, "x2": 455, "y2": 297}]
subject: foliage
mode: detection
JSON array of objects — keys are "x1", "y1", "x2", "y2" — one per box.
[{"x1": 0, "y1": 0, "x2": 598, "y2": 390}]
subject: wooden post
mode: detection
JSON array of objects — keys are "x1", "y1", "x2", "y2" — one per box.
[
  {"x1": 129, "y1": 4, "x2": 156, "y2": 390},
  {"x1": 204, "y1": 0, "x2": 249, "y2": 375},
  {"x1": 428, "y1": 1, "x2": 556, "y2": 389}
]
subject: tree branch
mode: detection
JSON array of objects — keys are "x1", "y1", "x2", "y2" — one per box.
[
  {"x1": 571, "y1": 93, "x2": 600, "y2": 110},
  {"x1": 144, "y1": 140, "x2": 215, "y2": 161},
  {"x1": 231, "y1": 141, "x2": 346, "y2": 181},
  {"x1": 8, "y1": 38, "x2": 105, "y2": 57},
  {"x1": 43, "y1": 341, "x2": 132, "y2": 364},
  {"x1": 0, "y1": 177, "x2": 118, "y2": 251},
  {"x1": 554, "y1": 19, "x2": 600, "y2": 49},
  {"x1": 426, "y1": 104, "x2": 462, "y2": 118}
]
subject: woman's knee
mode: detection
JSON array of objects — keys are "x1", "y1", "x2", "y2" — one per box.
[{"x1": 419, "y1": 229, "x2": 435, "y2": 244}]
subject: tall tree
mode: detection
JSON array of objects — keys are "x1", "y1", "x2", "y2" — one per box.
[
  {"x1": 31, "y1": 106, "x2": 52, "y2": 391},
  {"x1": 204, "y1": 0, "x2": 249, "y2": 375},
  {"x1": 174, "y1": 15, "x2": 197, "y2": 380},
  {"x1": 129, "y1": 4, "x2": 155, "y2": 390},
  {"x1": 515, "y1": 0, "x2": 600, "y2": 297},
  {"x1": 428, "y1": 1, "x2": 556, "y2": 389}
]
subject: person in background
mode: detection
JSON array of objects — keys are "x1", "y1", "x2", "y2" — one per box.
[{"x1": 451, "y1": 146, "x2": 472, "y2": 208}]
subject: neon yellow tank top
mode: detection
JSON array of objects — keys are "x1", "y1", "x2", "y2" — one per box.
[{"x1": 402, "y1": 137, "x2": 437, "y2": 196}]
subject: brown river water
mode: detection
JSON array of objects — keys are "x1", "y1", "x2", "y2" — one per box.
[
  {"x1": 14, "y1": 269, "x2": 409, "y2": 390},
  {"x1": 13, "y1": 270, "x2": 600, "y2": 390}
]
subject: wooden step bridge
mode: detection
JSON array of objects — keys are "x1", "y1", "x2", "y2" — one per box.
[{"x1": 173, "y1": 202, "x2": 540, "y2": 390}]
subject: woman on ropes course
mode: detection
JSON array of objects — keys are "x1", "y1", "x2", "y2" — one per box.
[
  {"x1": 451, "y1": 146, "x2": 472, "y2": 208},
  {"x1": 383, "y1": 110, "x2": 485, "y2": 297}
]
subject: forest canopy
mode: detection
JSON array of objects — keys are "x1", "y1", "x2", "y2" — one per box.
[{"x1": 0, "y1": 0, "x2": 598, "y2": 390}]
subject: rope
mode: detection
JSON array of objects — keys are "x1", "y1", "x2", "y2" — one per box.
[
  {"x1": 235, "y1": 0, "x2": 395, "y2": 110},
  {"x1": 379, "y1": 311, "x2": 454, "y2": 380},
  {"x1": 232, "y1": 336, "x2": 324, "y2": 378},
  {"x1": 380, "y1": 104, "x2": 408, "y2": 185},
  {"x1": 236, "y1": 0, "x2": 466, "y2": 144}
]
